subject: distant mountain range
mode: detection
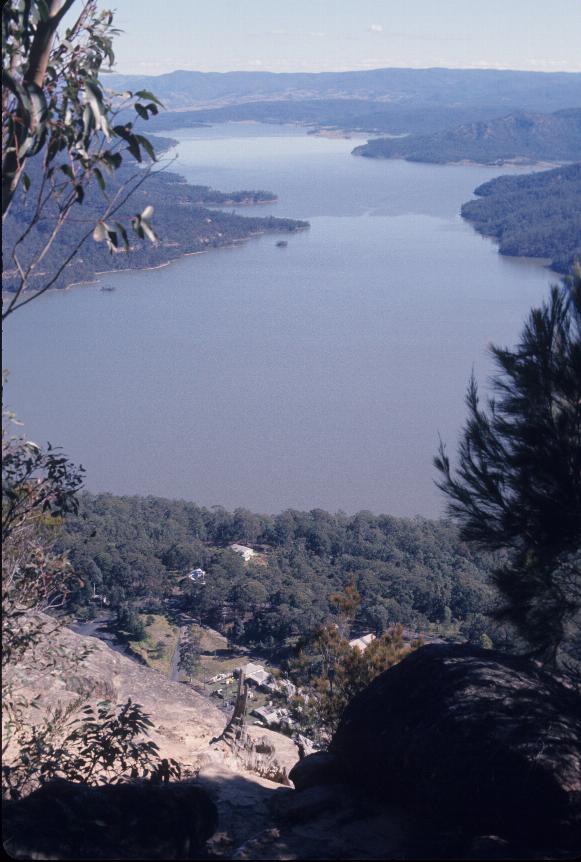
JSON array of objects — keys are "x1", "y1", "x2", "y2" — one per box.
[
  {"x1": 109, "y1": 67, "x2": 581, "y2": 137},
  {"x1": 352, "y1": 109, "x2": 581, "y2": 164},
  {"x1": 109, "y1": 67, "x2": 581, "y2": 112}
]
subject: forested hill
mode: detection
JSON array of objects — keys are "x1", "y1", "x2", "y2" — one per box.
[
  {"x1": 2, "y1": 161, "x2": 306, "y2": 295},
  {"x1": 143, "y1": 100, "x2": 513, "y2": 138},
  {"x1": 59, "y1": 493, "x2": 499, "y2": 649},
  {"x1": 352, "y1": 109, "x2": 581, "y2": 164},
  {"x1": 461, "y1": 163, "x2": 581, "y2": 273}
]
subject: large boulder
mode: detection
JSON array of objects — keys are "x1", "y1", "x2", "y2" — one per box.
[
  {"x1": 289, "y1": 751, "x2": 344, "y2": 791},
  {"x1": 329, "y1": 644, "x2": 581, "y2": 850},
  {"x1": 2, "y1": 778, "x2": 218, "y2": 860}
]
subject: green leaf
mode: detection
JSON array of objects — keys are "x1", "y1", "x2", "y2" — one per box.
[
  {"x1": 132, "y1": 216, "x2": 145, "y2": 240},
  {"x1": 113, "y1": 125, "x2": 141, "y2": 162},
  {"x1": 126, "y1": 138, "x2": 141, "y2": 162},
  {"x1": 101, "y1": 151, "x2": 122, "y2": 170},
  {"x1": 93, "y1": 168, "x2": 106, "y2": 191},
  {"x1": 115, "y1": 222, "x2": 129, "y2": 248},
  {"x1": 135, "y1": 135, "x2": 156, "y2": 162},
  {"x1": 134, "y1": 90, "x2": 164, "y2": 108}
]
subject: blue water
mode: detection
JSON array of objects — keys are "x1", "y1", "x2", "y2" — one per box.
[{"x1": 3, "y1": 124, "x2": 555, "y2": 517}]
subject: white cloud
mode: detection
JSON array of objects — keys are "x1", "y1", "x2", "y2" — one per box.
[{"x1": 368, "y1": 24, "x2": 383, "y2": 34}]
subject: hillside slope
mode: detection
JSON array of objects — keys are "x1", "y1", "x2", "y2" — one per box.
[
  {"x1": 352, "y1": 109, "x2": 581, "y2": 164},
  {"x1": 461, "y1": 162, "x2": 581, "y2": 272}
]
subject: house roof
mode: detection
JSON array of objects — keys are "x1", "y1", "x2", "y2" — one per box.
[
  {"x1": 240, "y1": 662, "x2": 271, "y2": 686},
  {"x1": 230, "y1": 544, "x2": 257, "y2": 560},
  {"x1": 349, "y1": 633, "x2": 376, "y2": 652}
]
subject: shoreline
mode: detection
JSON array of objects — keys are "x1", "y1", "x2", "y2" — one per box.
[
  {"x1": 2, "y1": 226, "x2": 309, "y2": 300},
  {"x1": 352, "y1": 150, "x2": 566, "y2": 170}
]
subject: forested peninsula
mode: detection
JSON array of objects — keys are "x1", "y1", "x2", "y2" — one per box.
[
  {"x1": 461, "y1": 162, "x2": 581, "y2": 273},
  {"x1": 352, "y1": 109, "x2": 581, "y2": 165},
  {"x1": 2, "y1": 146, "x2": 306, "y2": 295}
]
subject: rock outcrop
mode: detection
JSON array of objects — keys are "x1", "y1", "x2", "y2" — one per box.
[
  {"x1": 3, "y1": 616, "x2": 227, "y2": 771},
  {"x1": 327, "y1": 644, "x2": 581, "y2": 852},
  {"x1": 8, "y1": 622, "x2": 580, "y2": 859}
]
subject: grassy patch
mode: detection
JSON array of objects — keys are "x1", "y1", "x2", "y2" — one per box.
[
  {"x1": 190, "y1": 624, "x2": 228, "y2": 654},
  {"x1": 128, "y1": 614, "x2": 180, "y2": 675}
]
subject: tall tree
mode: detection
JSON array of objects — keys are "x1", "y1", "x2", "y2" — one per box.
[
  {"x1": 435, "y1": 271, "x2": 581, "y2": 664},
  {"x1": 2, "y1": 0, "x2": 163, "y2": 318},
  {"x1": 178, "y1": 634, "x2": 202, "y2": 682}
]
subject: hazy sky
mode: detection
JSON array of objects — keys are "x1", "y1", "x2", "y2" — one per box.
[{"x1": 106, "y1": 0, "x2": 581, "y2": 76}]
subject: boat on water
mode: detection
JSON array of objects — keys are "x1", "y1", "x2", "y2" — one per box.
[
  {"x1": 100, "y1": 285, "x2": 115, "y2": 292},
  {"x1": 276, "y1": 240, "x2": 288, "y2": 248}
]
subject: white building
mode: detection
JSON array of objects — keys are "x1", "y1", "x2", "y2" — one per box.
[
  {"x1": 187, "y1": 568, "x2": 206, "y2": 581},
  {"x1": 239, "y1": 662, "x2": 272, "y2": 688},
  {"x1": 229, "y1": 544, "x2": 257, "y2": 562}
]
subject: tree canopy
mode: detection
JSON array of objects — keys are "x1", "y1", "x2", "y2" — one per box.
[{"x1": 435, "y1": 272, "x2": 581, "y2": 665}]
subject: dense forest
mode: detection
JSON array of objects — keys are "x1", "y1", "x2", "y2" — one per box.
[
  {"x1": 352, "y1": 109, "x2": 581, "y2": 164},
  {"x1": 2, "y1": 140, "x2": 306, "y2": 295},
  {"x1": 58, "y1": 493, "x2": 501, "y2": 651},
  {"x1": 461, "y1": 162, "x2": 581, "y2": 273}
]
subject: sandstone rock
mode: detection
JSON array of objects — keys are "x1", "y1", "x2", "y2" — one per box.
[
  {"x1": 3, "y1": 615, "x2": 227, "y2": 772},
  {"x1": 288, "y1": 751, "x2": 344, "y2": 791},
  {"x1": 2, "y1": 778, "x2": 218, "y2": 860},
  {"x1": 276, "y1": 783, "x2": 352, "y2": 823},
  {"x1": 329, "y1": 644, "x2": 581, "y2": 850}
]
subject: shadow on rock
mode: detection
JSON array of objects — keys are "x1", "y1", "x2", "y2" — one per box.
[
  {"x1": 324, "y1": 644, "x2": 581, "y2": 855},
  {"x1": 2, "y1": 778, "x2": 218, "y2": 860}
]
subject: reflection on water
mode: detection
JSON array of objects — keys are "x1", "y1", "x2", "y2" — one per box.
[{"x1": 3, "y1": 126, "x2": 553, "y2": 517}]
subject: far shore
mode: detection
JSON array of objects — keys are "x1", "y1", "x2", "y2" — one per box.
[{"x1": 351, "y1": 150, "x2": 566, "y2": 170}]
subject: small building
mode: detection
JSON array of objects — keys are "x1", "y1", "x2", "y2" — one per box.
[
  {"x1": 187, "y1": 568, "x2": 206, "y2": 582},
  {"x1": 251, "y1": 706, "x2": 280, "y2": 726},
  {"x1": 349, "y1": 633, "x2": 376, "y2": 652},
  {"x1": 251, "y1": 705, "x2": 294, "y2": 731},
  {"x1": 239, "y1": 662, "x2": 272, "y2": 688},
  {"x1": 230, "y1": 544, "x2": 257, "y2": 562}
]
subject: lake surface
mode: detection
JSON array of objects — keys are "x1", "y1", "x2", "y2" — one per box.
[{"x1": 3, "y1": 124, "x2": 555, "y2": 517}]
